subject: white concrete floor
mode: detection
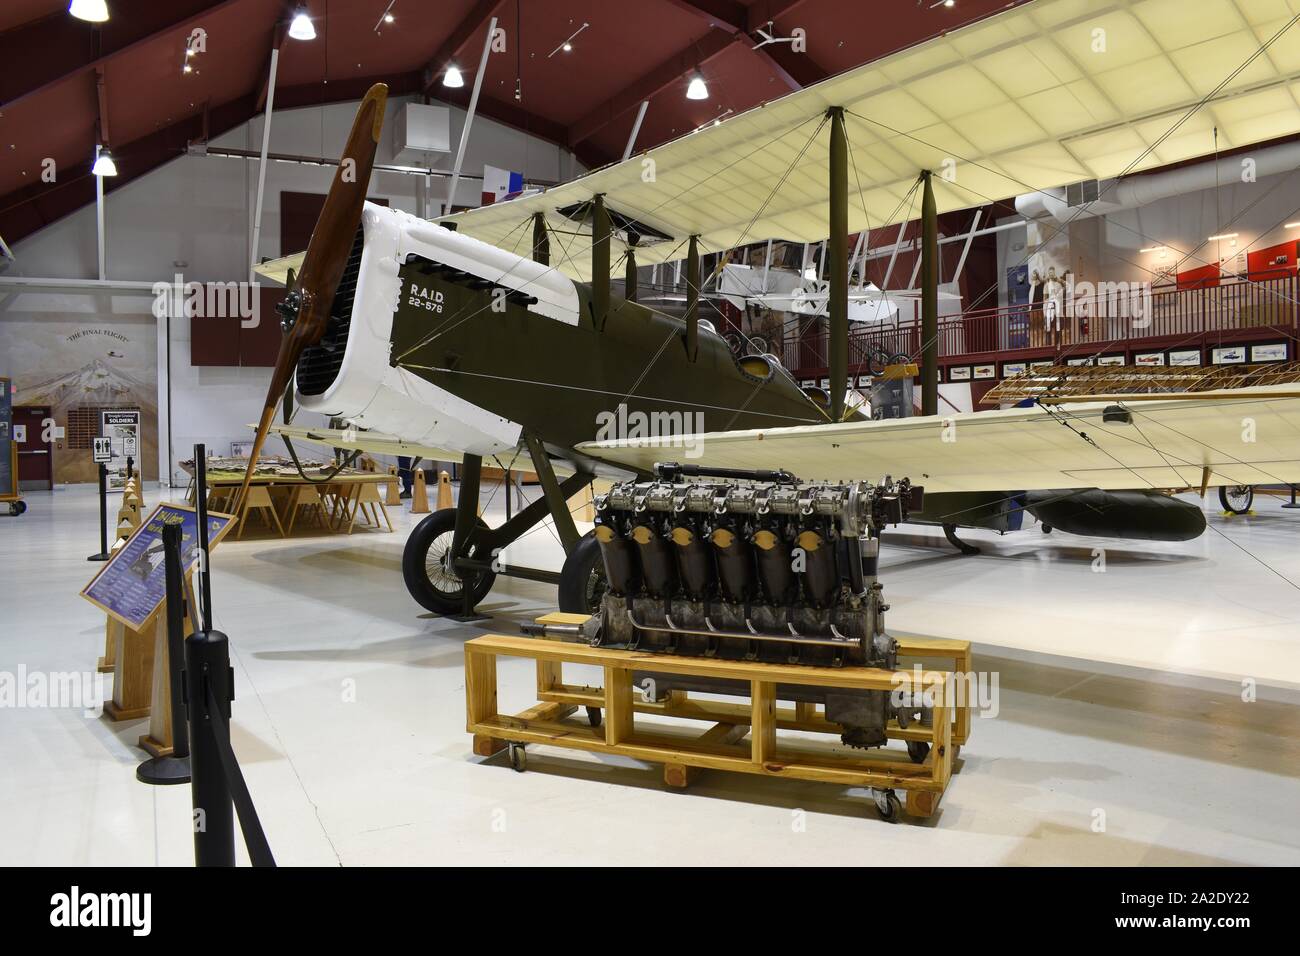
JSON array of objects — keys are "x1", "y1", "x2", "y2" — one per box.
[{"x1": 2, "y1": 482, "x2": 1299, "y2": 866}]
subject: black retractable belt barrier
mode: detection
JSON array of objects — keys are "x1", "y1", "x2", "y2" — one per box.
[
  {"x1": 87, "y1": 463, "x2": 110, "y2": 561},
  {"x1": 136, "y1": 522, "x2": 193, "y2": 785}
]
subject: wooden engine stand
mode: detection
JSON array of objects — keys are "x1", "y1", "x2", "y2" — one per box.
[{"x1": 466, "y1": 613, "x2": 973, "y2": 820}]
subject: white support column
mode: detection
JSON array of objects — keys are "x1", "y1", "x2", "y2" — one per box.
[
  {"x1": 882, "y1": 223, "x2": 907, "y2": 289},
  {"x1": 622, "y1": 100, "x2": 649, "y2": 160},
  {"x1": 952, "y1": 210, "x2": 983, "y2": 285},
  {"x1": 95, "y1": 146, "x2": 106, "y2": 280},
  {"x1": 249, "y1": 47, "x2": 280, "y2": 284},
  {"x1": 444, "y1": 16, "x2": 498, "y2": 216},
  {"x1": 762, "y1": 238, "x2": 772, "y2": 293}
]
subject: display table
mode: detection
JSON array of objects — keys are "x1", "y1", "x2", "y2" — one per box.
[{"x1": 179, "y1": 463, "x2": 395, "y2": 537}]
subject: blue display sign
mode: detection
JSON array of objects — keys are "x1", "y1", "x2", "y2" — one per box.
[{"x1": 81, "y1": 503, "x2": 234, "y2": 630}]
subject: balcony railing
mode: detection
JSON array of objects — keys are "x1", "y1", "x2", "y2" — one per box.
[{"x1": 781, "y1": 273, "x2": 1300, "y2": 375}]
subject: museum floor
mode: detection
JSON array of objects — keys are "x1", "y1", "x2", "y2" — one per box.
[{"x1": 3, "y1": 483, "x2": 1300, "y2": 866}]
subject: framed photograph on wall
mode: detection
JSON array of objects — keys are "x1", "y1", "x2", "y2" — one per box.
[
  {"x1": 1096, "y1": 355, "x2": 1126, "y2": 366},
  {"x1": 1066, "y1": 357, "x2": 1093, "y2": 366},
  {"x1": 1168, "y1": 349, "x2": 1201, "y2": 366},
  {"x1": 973, "y1": 364, "x2": 995, "y2": 380},
  {"x1": 948, "y1": 366, "x2": 971, "y2": 381},
  {"x1": 1002, "y1": 361, "x2": 1028, "y2": 377},
  {"x1": 1212, "y1": 346, "x2": 1246, "y2": 364},
  {"x1": 1250, "y1": 343, "x2": 1287, "y2": 362},
  {"x1": 1135, "y1": 352, "x2": 1165, "y2": 366}
]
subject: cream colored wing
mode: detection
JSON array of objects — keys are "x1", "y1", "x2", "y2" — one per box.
[
  {"x1": 577, "y1": 387, "x2": 1300, "y2": 492},
  {"x1": 443, "y1": 0, "x2": 1300, "y2": 281},
  {"x1": 265, "y1": 423, "x2": 464, "y2": 462},
  {"x1": 254, "y1": 252, "x2": 306, "y2": 287}
]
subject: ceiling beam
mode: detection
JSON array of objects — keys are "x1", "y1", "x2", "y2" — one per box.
[
  {"x1": 421, "y1": 0, "x2": 505, "y2": 97},
  {"x1": 0, "y1": 0, "x2": 242, "y2": 109},
  {"x1": 567, "y1": 27, "x2": 741, "y2": 148},
  {"x1": 660, "y1": 0, "x2": 825, "y2": 92}
]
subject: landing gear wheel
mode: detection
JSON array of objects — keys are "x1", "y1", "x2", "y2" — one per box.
[
  {"x1": 558, "y1": 530, "x2": 608, "y2": 614},
  {"x1": 874, "y1": 788, "x2": 902, "y2": 822},
  {"x1": 585, "y1": 705, "x2": 603, "y2": 728},
  {"x1": 1219, "y1": 485, "x2": 1254, "y2": 515},
  {"x1": 906, "y1": 740, "x2": 931, "y2": 764},
  {"x1": 402, "y1": 509, "x2": 496, "y2": 614},
  {"x1": 942, "y1": 523, "x2": 981, "y2": 555},
  {"x1": 508, "y1": 742, "x2": 526, "y2": 773}
]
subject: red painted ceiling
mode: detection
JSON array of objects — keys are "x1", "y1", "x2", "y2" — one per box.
[{"x1": 0, "y1": 0, "x2": 1024, "y2": 250}]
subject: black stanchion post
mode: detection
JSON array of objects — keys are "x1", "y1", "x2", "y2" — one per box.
[
  {"x1": 87, "y1": 462, "x2": 110, "y2": 561},
  {"x1": 137, "y1": 522, "x2": 193, "y2": 785},
  {"x1": 185, "y1": 627, "x2": 235, "y2": 866},
  {"x1": 193, "y1": 444, "x2": 213, "y2": 631},
  {"x1": 126, "y1": 456, "x2": 134, "y2": 481}
]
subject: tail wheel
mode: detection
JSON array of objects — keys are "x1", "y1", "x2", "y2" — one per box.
[
  {"x1": 1219, "y1": 485, "x2": 1254, "y2": 515},
  {"x1": 402, "y1": 508, "x2": 497, "y2": 614},
  {"x1": 558, "y1": 531, "x2": 607, "y2": 614}
]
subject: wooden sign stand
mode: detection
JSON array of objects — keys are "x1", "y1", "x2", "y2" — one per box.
[
  {"x1": 411, "y1": 468, "x2": 431, "y2": 513},
  {"x1": 138, "y1": 579, "x2": 197, "y2": 756},
  {"x1": 103, "y1": 613, "x2": 158, "y2": 722},
  {"x1": 436, "y1": 469, "x2": 453, "y2": 510}
]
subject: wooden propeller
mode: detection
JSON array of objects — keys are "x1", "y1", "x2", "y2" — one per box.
[{"x1": 233, "y1": 83, "x2": 388, "y2": 511}]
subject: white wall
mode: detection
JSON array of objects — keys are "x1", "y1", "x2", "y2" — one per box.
[{"x1": 7, "y1": 93, "x2": 584, "y2": 484}]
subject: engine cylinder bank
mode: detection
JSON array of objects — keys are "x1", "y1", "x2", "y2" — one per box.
[{"x1": 584, "y1": 470, "x2": 921, "y2": 748}]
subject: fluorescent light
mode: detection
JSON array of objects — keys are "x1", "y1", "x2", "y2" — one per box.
[
  {"x1": 1285, "y1": 222, "x2": 1300, "y2": 229},
  {"x1": 288, "y1": 10, "x2": 316, "y2": 40},
  {"x1": 1207, "y1": 232, "x2": 1238, "y2": 241},
  {"x1": 1139, "y1": 246, "x2": 1165, "y2": 253},
  {"x1": 92, "y1": 148, "x2": 117, "y2": 177},
  {"x1": 686, "y1": 73, "x2": 709, "y2": 100},
  {"x1": 443, "y1": 65, "x2": 464, "y2": 88},
  {"x1": 68, "y1": 0, "x2": 109, "y2": 22}
]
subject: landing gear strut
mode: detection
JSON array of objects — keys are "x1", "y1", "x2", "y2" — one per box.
[{"x1": 942, "y1": 523, "x2": 981, "y2": 555}]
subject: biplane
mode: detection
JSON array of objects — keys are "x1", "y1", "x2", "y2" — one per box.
[{"x1": 240, "y1": 0, "x2": 1300, "y2": 618}]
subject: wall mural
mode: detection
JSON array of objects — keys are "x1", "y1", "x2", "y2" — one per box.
[{"x1": 0, "y1": 292, "x2": 157, "y2": 484}]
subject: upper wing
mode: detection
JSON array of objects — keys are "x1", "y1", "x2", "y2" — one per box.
[
  {"x1": 441, "y1": 0, "x2": 1300, "y2": 280},
  {"x1": 577, "y1": 387, "x2": 1300, "y2": 492}
]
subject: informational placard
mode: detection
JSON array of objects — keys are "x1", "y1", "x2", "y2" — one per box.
[
  {"x1": 92, "y1": 437, "x2": 113, "y2": 463},
  {"x1": 81, "y1": 503, "x2": 234, "y2": 630},
  {"x1": 0, "y1": 377, "x2": 14, "y2": 500},
  {"x1": 123, "y1": 434, "x2": 138, "y2": 458},
  {"x1": 101, "y1": 409, "x2": 140, "y2": 488}
]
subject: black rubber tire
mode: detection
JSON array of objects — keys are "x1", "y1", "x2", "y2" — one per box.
[
  {"x1": 558, "y1": 531, "x2": 607, "y2": 614},
  {"x1": 907, "y1": 740, "x2": 931, "y2": 764},
  {"x1": 402, "y1": 508, "x2": 496, "y2": 614},
  {"x1": 1219, "y1": 485, "x2": 1254, "y2": 515},
  {"x1": 9, "y1": 501, "x2": 25, "y2": 516}
]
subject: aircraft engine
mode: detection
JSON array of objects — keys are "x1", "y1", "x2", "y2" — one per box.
[{"x1": 571, "y1": 465, "x2": 927, "y2": 749}]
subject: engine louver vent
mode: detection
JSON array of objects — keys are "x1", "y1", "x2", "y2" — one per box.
[{"x1": 295, "y1": 227, "x2": 365, "y2": 396}]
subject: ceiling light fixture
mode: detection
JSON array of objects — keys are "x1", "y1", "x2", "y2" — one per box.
[
  {"x1": 374, "y1": 0, "x2": 397, "y2": 33},
  {"x1": 92, "y1": 147, "x2": 117, "y2": 177},
  {"x1": 547, "y1": 21, "x2": 589, "y2": 58},
  {"x1": 1285, "y1": 222, "x2": 1300, "y2": 229},
  {"x1": 443, "y1": 64, "x2": 465, "y2": 88},
  {"x1": 68, "y1": 0, "x2": 109, "y2": 22},
  {"x1": 686, "y1": 71, "x2": 709, "y2": 100},
  {"x1": 1207, "y1": 232, "x2": 1238, "y2": 241},
  {"x1": 288, "y1": 8, "x2": 316, "y2": 41}
]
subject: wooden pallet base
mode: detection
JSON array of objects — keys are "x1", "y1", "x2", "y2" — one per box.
[{"x1": 466, "y1": 629, "x2": 972, "y2": 821}]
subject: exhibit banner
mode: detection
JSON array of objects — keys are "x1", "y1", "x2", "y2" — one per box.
[
  {"x1": 81, "y1": 503, "x2": 234, "y2": 630},
  {"x1": 101, "y1": 409, "x2": 140, "y2": 488}
]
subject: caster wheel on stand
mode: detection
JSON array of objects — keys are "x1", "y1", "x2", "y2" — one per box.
[
  {"x1": 906, "y1": 740, "x2": 930, "y2": 764},
  {"x1": 874, "y1": 788, "x2": 902, "y2": 822},
  {"x1": 508, "y1": 742, "x2": 527, "y2": 773},
  {"x1": 585, "y1": 706, "x2": 602, "y2": 728}
]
